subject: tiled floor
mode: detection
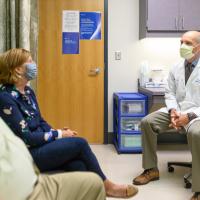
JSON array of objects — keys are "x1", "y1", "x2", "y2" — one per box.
[{"x1": 91, "y1": 144, "x2": 192, "y2": 200}]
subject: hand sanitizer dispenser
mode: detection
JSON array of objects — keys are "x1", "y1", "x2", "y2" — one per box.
[{"x1": 139, "y1": 61, "x2": 150, "y2": 87}]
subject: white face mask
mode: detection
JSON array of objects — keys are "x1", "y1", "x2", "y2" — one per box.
[{"x1": 180, "y1": 43, "x2": 194, "y2": 60}]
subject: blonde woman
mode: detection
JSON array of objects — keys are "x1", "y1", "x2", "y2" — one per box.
[{"x1": 0, "y1": 48, "x2": 138, "y2": 198}]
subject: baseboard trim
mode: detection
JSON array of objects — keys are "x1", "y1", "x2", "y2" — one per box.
[{"x1": 107, "y1": 132, "x2": 114, "y2": 144}]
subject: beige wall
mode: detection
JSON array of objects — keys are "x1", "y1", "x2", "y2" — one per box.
[{"x1": 108, "y1": 0, "x2": 181, "y2": 131}]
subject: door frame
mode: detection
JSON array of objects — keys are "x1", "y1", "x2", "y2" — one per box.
[{"x1": 104, "y1": 0, "x2": 108, "y2": 144}]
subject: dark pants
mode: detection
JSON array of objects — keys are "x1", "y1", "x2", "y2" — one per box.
[{"x1": 30, "y1": 137, "x2": 106, "y2": 180}]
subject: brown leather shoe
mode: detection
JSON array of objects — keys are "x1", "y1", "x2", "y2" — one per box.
[
  {"x1": 126, "y1": 185, "x2": 138, "y2": 198},
  {"x1": 133, "y1": 168, "x2": 159, "y2": 185},
  {"x1": 106, "y1": 184, "x2": 138, "y2": 198},
  {"x1": 191, "y1": 193, "x2": 200, "y2": 200}
]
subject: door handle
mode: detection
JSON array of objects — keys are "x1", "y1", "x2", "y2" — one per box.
[{"x1": 89, "y1": 67, "x2": 101, "y2": 76}]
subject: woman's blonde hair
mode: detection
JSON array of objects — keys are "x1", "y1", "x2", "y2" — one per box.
[{"x1": 0, "y1": 48, "x2": 31, "y2": 84}]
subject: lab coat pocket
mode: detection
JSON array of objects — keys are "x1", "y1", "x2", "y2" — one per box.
[
  {"x1": 191, "y1": 79, "x2": 200, "y2": 103},
  {"x1": 192, "y1": 78, "x2": 200, "y2": 86}
]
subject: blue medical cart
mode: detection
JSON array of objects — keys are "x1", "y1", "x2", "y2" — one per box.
[{"x1": 113, "y1": 93, "x2": 148, "y2": 153}]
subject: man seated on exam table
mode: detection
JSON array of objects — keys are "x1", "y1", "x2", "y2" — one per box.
[
  {"x1": 0, "y1": 117, "x2": 106, "y2": 200},
  {"x1": 133, "y1": 31, "x2": 200, "y2": 200}
]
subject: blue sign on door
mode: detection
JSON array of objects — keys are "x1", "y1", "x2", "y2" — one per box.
[
  {"x1": 80, "y1": 12, "x2": 101, "y2": 40},
  {"x1": 62, "y1": 32, "x2": 79, "y2": 54}
]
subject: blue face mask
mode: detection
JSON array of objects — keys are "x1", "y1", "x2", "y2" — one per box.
[{"x1": 25, "y1": 63, "x2": 37, "y2": 80}]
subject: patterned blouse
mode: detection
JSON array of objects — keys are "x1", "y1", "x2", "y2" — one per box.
[{"x1": 0, "y1": 84, "x2": 59, "y2": 147}]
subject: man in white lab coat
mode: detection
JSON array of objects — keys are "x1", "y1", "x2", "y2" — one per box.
[
  {"x1": 133, "y1": 31, "x2": 200, "y2": 200},
  {"x1": 0, "y1": 117, "x2": 106, "y2": 200}
]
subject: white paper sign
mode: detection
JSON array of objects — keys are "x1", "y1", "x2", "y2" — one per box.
[{"x1": 62, "y1": 10, "x2": 79, "y2": 32}]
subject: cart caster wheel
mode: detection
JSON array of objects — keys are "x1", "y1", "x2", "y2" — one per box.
[
  {"x1": 185, "y1": 182, "x2": 192, "y2": 189},
  {"x1": 168, "y1": 166, "x2": 174, "y2": 172}
]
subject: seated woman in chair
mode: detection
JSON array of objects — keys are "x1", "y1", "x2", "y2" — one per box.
[{"x1": 0, "y1": 48, "x2": 138, "y2": 198}]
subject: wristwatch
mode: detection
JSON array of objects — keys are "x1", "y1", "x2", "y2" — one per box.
[{"x1": 187, "y1": 112, "x2": 197, "y2": 122}]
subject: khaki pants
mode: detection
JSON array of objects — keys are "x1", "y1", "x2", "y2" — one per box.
[
  {"x1": 28, "y1": 172, "x2": 106, "y2": 200},
  {"x1": 141, "y1": 111, "x2": 200, "y2": 192}
]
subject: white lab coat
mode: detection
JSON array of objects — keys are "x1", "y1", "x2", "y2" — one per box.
[{"x1": 159, "y1": 58, "x2": 200, "y2": 129}]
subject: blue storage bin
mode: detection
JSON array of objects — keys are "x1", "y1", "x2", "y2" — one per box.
[
  {"x1": 120, "y1": 117, "x2": 142, "y2": 132},
  {"x1": 113, "y1": 93, "x2": 147, "y2": 153},
  {"x1": 114, "y1": 93, "x2": 148, "y2": 116},
  {"x1": 114, "y1": 133, "x2": 142, "y2": 153},
  {"x1": 121, "y1": 134, "x2": 142, "y2": 148}
]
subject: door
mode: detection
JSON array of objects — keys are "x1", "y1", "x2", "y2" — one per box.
[
  {"x1": 38, "y1": 0, "x2": 104, "y2": 143},
  {"x1": 180, "y1": 0, "x2": 200, "y2": 31},
  {"x1": 147, "y1": 0, "x2": 179, "y2": 31}
]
